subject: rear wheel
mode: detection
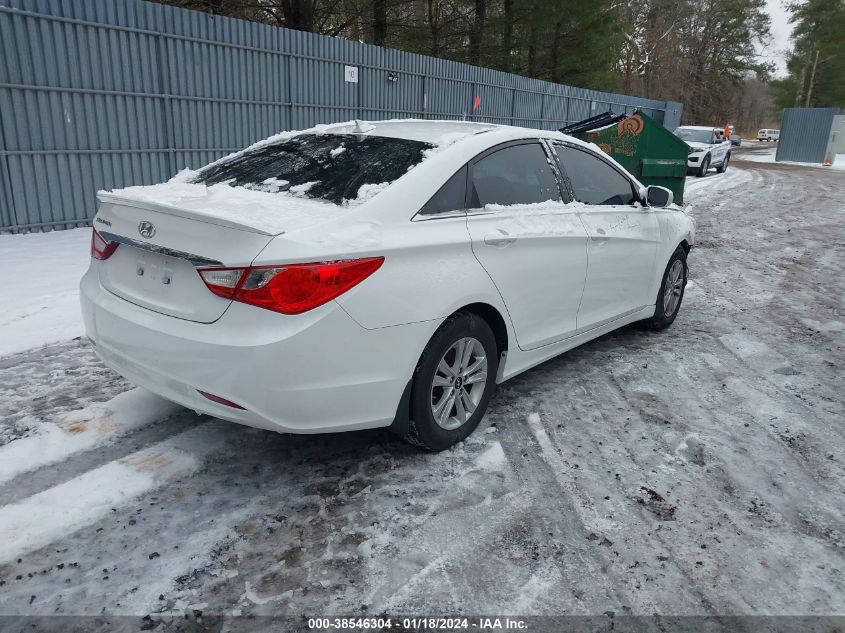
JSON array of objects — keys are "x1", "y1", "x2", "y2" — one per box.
[
  {"x1": 716, "y1": 152, "x2": 730, "y2": 173},
  {"x1": 697, "y1": 155, "x2": 710, "y2": 177},
  {"x1": 643, "y1": 247, "x2": 687, "y2": 331},
  {"x1": 403, "y1": 312, "x2": 498, "y2": 451}
]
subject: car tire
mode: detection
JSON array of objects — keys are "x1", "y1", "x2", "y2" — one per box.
[
  {"x1": 403, "y1": 312, "x2": 499, "y2": 451},
  {"x1": 643, "y1": 247, "x2": 687, "y2": 331},
  {"x1": 716, "y1": 152, "x2": 730, "y2": 173},
  {"x1": 696, "y1": 155, "x2": 710, "y2": 177}
]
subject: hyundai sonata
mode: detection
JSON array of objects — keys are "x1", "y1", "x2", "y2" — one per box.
[{"x1": 81, "y1": 119, "x2": 694, "y2": 450}]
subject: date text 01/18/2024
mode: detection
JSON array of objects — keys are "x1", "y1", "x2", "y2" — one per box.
[{"x1": 307, "y1": 617, "x2": 528, "y2": 630}]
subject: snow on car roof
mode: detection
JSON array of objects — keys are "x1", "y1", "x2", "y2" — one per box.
[{"x1": 324, "y1": 119, "x2": 498, "y2": 143}]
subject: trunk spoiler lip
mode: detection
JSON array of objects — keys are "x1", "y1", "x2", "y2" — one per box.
[
  {"x1": 97, "y1": 191, "x2": 281, "y2": 237},
  {"x1": 99, "y1": 231, "x2": 224, "y2": 268}
]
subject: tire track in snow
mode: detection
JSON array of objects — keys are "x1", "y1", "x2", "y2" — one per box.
[
  {"x1": 0, "y1": 388, "x2": 182, "y2": 486},
  {"x1": 487, "y1": 408, "x2": 644, "y2": 613},
  {"x1": 0, "y1": 420, "x2": 232, "y2": 564},
  {"x1": 602, "y1": 346, "x2": 842, "y2": 613},
  {"x1": 523, "y1": 409, "x2": 719, "y2": 615}
]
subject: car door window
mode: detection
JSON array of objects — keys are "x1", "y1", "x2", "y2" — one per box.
[
  {"x1": 469, "y1": 143, "x2": 561, "y2": 208},
  {"x1": 419, "y1": 166, "x2": 467, "y2": 215},
  {"x1": 552, "y1": 145, "x2": 637, "y2": 206}
]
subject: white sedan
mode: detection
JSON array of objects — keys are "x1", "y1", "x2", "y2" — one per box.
[
  {"x1": 675, "y1": 125, "x2": 731, "y2": 177},
  {"x1": 81, "y1": 120, "x2": 695, "y2": 450}
]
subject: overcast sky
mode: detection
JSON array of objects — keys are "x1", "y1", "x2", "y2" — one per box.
[{"x1": 761, "y1": 0, "x2": 793, "y2": 77}]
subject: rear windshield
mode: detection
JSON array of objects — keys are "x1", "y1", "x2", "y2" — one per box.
[
  {"x1": 674, "y1": 128, "x2": 714, "y2": 144},
  {"x1": 193, "y1": 134, "x2": 434, "y2": 205}
]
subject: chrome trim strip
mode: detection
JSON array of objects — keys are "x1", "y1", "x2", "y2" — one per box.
[
  {"x1": 411, "y1": 210, "x2": 468, "y2": 222},
  {"x1": 100, "y1": 232, "x2": 224, "y2": 267}
]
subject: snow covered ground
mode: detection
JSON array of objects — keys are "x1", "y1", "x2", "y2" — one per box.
[
  {"x1": 740, "y1": 145, "x2": 845, "y2": 171},
  {"x1": 0, "y1": 228, "x2": 90, "y2": 356},
  {"x1": 1, "y1": 156, "x2": 844, "y2": 628}
]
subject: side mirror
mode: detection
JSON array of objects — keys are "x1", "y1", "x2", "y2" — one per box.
[{"x1": 645, "y1": 186, "x2": 673, "y2": 208}]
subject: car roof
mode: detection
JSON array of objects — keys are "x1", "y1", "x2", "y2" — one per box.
[
  {"x1": 323, "y1": 119, "x2": 498, "y2": 143},
  {"x1": 676, "y1": 125, "x2": 718, "y2": 131},
  {"x1": 321, "y1": 118, "x2": 584, "y2": 146}
]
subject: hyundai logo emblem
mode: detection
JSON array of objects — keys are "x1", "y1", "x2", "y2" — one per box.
[{"x1": 138, "y1": 221, "x2": 156, "y2": 239}]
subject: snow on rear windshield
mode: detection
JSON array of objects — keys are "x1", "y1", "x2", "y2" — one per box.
[{"x1": 193, "y1": 134, "x2": 433, "y2": 205}]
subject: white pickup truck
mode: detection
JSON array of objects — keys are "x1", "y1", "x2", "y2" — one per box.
[{"x1": 674, "y1": 126, "x2": 732, "y2": 177}]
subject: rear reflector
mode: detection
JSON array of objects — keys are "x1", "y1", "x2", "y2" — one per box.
[
  {"x1": 197, "y1": 257, "x2": 384, "y2": 315},
  {"x1": 197, "y1": 390, "x2": 246, "y2": 410},
  {"x1": 91, "y1": 228, "x2": 118, "y2": 260}
]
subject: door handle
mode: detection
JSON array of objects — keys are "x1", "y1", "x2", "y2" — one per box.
[{"x1": 484, "y1": 230, "x2": 516, "y2": 247}]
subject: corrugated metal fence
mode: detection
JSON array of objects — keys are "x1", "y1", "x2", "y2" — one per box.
[
  {"x1": 776, "y1": 107, "x2": 841, "y2": 163},
  {"x1": 0, "y1": 0, "x2": 682, "y2": 233}
]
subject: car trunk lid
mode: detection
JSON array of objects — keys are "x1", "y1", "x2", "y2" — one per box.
[{"x1": 94, "y1": 186, "x2": 340, "y2": 323}]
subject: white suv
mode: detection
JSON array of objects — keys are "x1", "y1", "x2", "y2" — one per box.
[{"x1": 674, "y1": 126, "x2": 731, "y2": 177}]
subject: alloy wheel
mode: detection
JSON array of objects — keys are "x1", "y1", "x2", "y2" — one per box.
[
  {"x1": 663, "y1": 259, "x2": 684, "y2": 317},
  {"x1": 430, "y1": 337, "x2": 488, "y2": 431}
]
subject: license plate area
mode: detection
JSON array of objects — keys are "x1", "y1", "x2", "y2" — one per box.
[
  {"x1": 99, "y1": 245, "x2": 231, "y2": 322},
  {"x1": 133, "y1": 251, "x2": 177, "y2": 294}
]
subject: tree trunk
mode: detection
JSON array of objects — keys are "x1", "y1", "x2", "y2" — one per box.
[
  {"x1": 805, "y1": 48, "x2": 820, "y2": 107},
  {"x1": 427, "y1": 0, "x2": 440, "y2": 57},
  {"x1": 372, "y1": 0, "x2": 387, "y2": 46},
  {"x1": 501, "y1": 0, "x2": 514, "y2": 72},
  {"x1": 468, "y1": 0, "x2": 487, "y2": 65},
  {"x1": 281, "y1": 0, "x2": 315, "y2": 32},
  {"x1": 794, "y1": 53, "x2": 810, "y2": 107},
  {"x1": 526, "y1": 18, "x2": 538, "y2": 76},
  {"x1": 550, "y1": 20, "x2": 563, "y2": 82}
]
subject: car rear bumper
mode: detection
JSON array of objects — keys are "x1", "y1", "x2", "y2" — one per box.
[{"x1": 80, "y1": 265, "x2": 435, "y2": 434}]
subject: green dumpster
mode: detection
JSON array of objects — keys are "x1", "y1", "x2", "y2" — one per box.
[{"x1": 565, "y1": 110, "x2": 689, "y2": 204}]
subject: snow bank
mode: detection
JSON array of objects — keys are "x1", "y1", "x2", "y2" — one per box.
[{"x1": 0, "y1": 227, "x2": 91, "y2": 357}]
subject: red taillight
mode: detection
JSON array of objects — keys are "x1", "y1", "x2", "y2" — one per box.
[
  {"x1": 198, "y1": 257, "x2": 384, "y2": 315},
  {"x1": 91, "y1": 228, "x2": 118, "y2": 260}
]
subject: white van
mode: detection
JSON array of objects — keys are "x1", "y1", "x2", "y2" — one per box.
[{"x1": 757, "y1": 129, "x2": 780, "y2": 142}]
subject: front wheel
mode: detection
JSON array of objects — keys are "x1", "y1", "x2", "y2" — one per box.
[
  {"x1": 403, "y1": 312, "x2": 499, "y2": 451},
  {"x1": 696, "y1": 155, "x2": 710, "y2": 177},
  {"x1": 643, "y1": 247, "x2": 688, "y2": 331}
]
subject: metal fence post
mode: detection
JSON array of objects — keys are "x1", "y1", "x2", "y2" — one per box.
[
  {"x1": 155, "y1": 31, "x2": 177, "y2": 177},
  {"x1": 510, "y1": 87, "x2": 516, "y2": 126},
  {"x1": 0, "y1": 111, "x2": 18, "y2": 232}
]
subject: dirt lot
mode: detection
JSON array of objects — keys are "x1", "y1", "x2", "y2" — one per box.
[{"x1": 1, "y1": 152, "x2": 843, "y2": 628}]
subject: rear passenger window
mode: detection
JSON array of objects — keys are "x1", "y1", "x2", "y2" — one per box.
[
  {"x1": 553, "y1": 145, "x2": 637, "y2": 206},
  {"x1": 469, "y1": 143, "x2": 561, "y2": 208},
  {"x1": 420, "y1": 166, "x2": 467, "y2": 215}
]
